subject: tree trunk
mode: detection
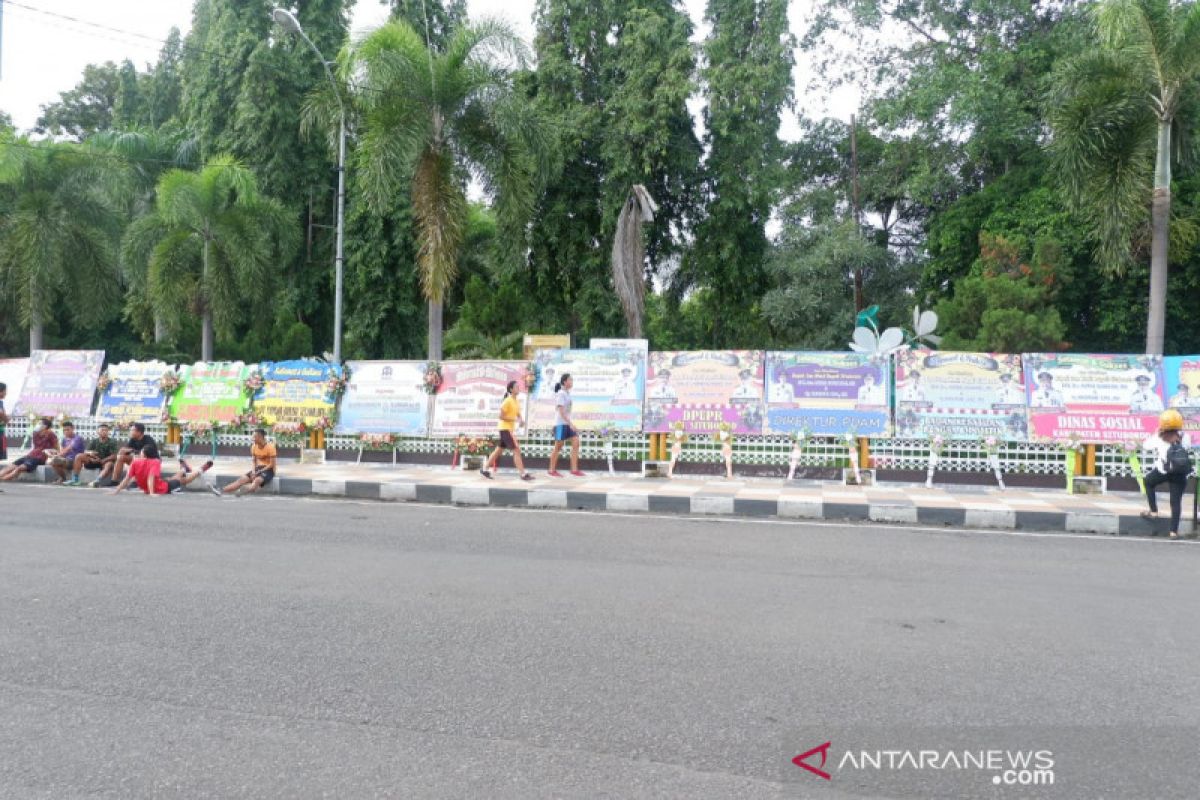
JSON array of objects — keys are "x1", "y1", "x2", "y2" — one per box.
[
  {"x1": 201, "y1": 237, "x2": 213, "y2": 361},
  {"x1": 154, "y1": 315, "x2": 167, "y2": 344},
  {"x1": 1146, "y1": 120, "x2": 1171, "y2": 356},
  {"x1": 29, "y1": 314, "x2": 43, "y2": 354},
  {"x1": 201, "y1": 314, "x2": 214, "y2": 362},
  {"x1": 427, "y1": 299, "x2": 443, "y2": 361}
]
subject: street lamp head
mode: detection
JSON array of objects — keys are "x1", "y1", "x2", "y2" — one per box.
[{"x1": 270, "y1": 8, "x2": 303, "y2": 36}]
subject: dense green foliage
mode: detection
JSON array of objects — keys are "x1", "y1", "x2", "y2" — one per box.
[{"x1": 4, "y1": 0, "x2": 1200, "y2": 361}]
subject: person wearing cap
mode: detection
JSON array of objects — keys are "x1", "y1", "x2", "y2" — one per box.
[
  {"x1": 650, "y1": 369, "x2": 678, "y2": 401},
  {"x1": 1167, "y1": 382, "x2": 1195, "y2": 409},
  {"x1": 1031, "y1": 371, "x2": 1064, "y2": 407},
  {"x1": 537, "y1": 367, "x2": 557, "y2": 398},
  {"x1": 856, "y1": 371, "x2": 885, "y2": 405},
  {"x1": 1140, "y1": 409, "x2": 1194, "y2": 539},
  {"x1": 1129, "y1": 374, "x2": 1164, "y2": 412},
  {"x1": 729, "y1": 368, "x2": 759, "y2": 402},
  {"x1": 612, "y1": 366, "x2": 639, "y2": 402},
  {"x1": 900, "y1": 370, "x2": 925, "y2": 402},
  {"x1": 996, "y1": 372, "x2": 1024, "y2": 405}
]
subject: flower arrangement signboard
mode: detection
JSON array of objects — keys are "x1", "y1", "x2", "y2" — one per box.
[
  {"x1": 1024, "y1": 353, "x2": 1164, "y2": 443},
  {"x1": 643, "y1": 350, "x2": 763, "y2": 435},
  {"x1": 12, "y1": 350, "x2": 105, "y2": 418},
  {"x1": 252, "y1": 359, "x2": 343, "y2": 426},
  {"x1": 334, "y1": 361, "x2": 428, "y2": 436},
  {"x1": 431, "y1": 361, "x2": 528, "y2": 437},
  {"x1": 764, "y1": 351, "x2": 887, "y2": 436},
  {"x1": 894, "y1": 350, "x2": 1026, "y2": 440},
  {"x1": 95, "y1": 360, "x2": 173, "y2": 423},
  {"x1": 169, "y1": 362, "x2": 252, "y2": 424}
]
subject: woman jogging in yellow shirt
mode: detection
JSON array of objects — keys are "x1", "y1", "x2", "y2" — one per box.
[{"x1": 480, "y1": 380, "x2": 534, "y2": 481}]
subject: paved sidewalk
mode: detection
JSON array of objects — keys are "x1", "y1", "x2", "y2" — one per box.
[{"x1": 11, "y1": 455, "x2": 1197, "y2": 538}]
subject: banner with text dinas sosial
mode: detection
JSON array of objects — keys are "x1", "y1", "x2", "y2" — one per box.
[{"x1": 1023, "y1": 353, "x2": 1165, "y2": 443}]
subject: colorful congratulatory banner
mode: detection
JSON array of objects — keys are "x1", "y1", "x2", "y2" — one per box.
[
  {"x1": 643, "y1": 350, "x2": 764, "y2": 434},
  {"x1": 1164, "y1": 356, "x2": 1200, "y2": 434},
  {"x1": 764, "y1": 351, "x2": 889, "y2": 436},
  {"x1": 335, "y1": 361, "x2": 428, "y2": 435},
  {"x1": 1024, "y1": 353, "x2": 1165, "y2": 442},
  {"x1": 431, "y1": 361, "x2": 528, "y2": 436},
  {"x1": 0, "y1": 357, "x2": 30, "y2": 413},
  {"x1": 12, "y1": 349, "x2": 105, "y2": 417},
  {"x1": 253, "y1": 359, "x2": 341, "y2": 426},
  {"x1": 894, "y1": 350, "x2": 1027, "y2": 440},
  {"x1": 96, "y1": 360, "x2": 172, "y2": 423},
  {"x1": 170, "y1": 362, "x2": 251, "y2": 424},
  {"x1": 528, "y1": 348, "x2": 645, "y2": 431}
]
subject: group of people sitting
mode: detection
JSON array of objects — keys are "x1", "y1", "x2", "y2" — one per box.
[{"x1": 0, "y1": 418, "x2": 279, "y2": 497}]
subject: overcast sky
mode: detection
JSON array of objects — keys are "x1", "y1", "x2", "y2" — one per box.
[{"x1": 0, "y1": 0, "x2": 857, "y2": 136}]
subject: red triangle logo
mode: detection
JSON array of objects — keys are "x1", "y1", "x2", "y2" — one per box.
[{"x1": 793, "y1": 741, "x2": 832, "y2": 780}]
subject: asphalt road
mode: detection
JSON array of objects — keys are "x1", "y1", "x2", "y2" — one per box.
[{"x1": 1, "y1": 483, "x2": 1198, "y2": 799}]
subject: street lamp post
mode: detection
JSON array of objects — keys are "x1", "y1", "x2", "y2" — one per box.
[{"x1": 271, "y1": 8, "x2": 345, "y2": 364}]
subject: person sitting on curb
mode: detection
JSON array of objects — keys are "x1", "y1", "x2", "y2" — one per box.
[
  {"x1": 106, "y1": 422, "x2": 157, "y2": 487},
  {"x1": 218, "y1": 427, "x2": 277, "y2": 496},
  {"x1": 111, "y1": 443, "x2": 211, "y2": 497},
  {"x1": 49, "y1": 421, "x2": 87, "y2": 484},
  {"x1": 63, "y1": 423, "x2": 122, "y2": 486},
  {"x1": 0, "y1": 417, "x2": 58, "y2": 482}
]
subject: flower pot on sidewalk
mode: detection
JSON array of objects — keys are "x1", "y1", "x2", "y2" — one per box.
[
  {"x1": 300, "y1": 448, "x2": 326, "y2": 465},
  {"x1": 461, "y1": 455, "x2": 484, "y2": 471}
]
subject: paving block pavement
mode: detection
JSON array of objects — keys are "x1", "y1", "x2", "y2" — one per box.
[{"x1": 10, "y1": 457, "x2": 1198, "y2": 538}]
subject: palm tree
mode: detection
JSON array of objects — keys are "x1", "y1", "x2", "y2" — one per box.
[
  {"x1": 91, "y1": 128, "x2": 198, "y2": 343},
  {"x1": 443, "y1": 324, "x2": 524, "y2": 359},
  {"x1": 314, "y1": 19, "x2": 547, "y2": 360},
  {"x1": 122, "y1": 156, "x2": 297, "y2": 361},
  {"x1": 1048, "y1": 0, "x2": 1200, "y2": 355},
  {"x1": 0, "y1": 137, "x2": 125, "y2": 352}
]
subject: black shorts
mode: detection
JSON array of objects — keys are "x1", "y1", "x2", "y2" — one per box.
[
  {"x1": 166, "y1": 478, "x2": 182, "y2": 493},
  {"x1": 498, "y1": 430, "x2": 517, "y2": 450},
  {"x1": 12, "y1": 456, "x2": 41, "y2": 473},
  {"x1": 248, "y1": 468, "x2": 275, "y2": 486}
]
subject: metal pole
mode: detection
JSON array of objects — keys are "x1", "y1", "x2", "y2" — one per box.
[{"x1": 333, "y1": 111, "x2": 346, "y2": 364}]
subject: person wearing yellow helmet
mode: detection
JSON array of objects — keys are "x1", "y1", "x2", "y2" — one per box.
[{"x1": 1140, "y1": 409, "x2": 1194, "y2": 538}]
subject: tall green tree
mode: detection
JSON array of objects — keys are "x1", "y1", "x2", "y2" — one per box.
[
  {"x1": 529, "y1": 0, "x2": 701, "y2": 339},
  {"x1": 35, "y1": 62, "x2": 125, "y2": 139},
  {"x1": 335, "y1": 19, "x2": 547, "y2": 359},
  {"x1": 0, "y1": 139, "x2": 125, "y2": 351},
  {"x1": 677, "y1": 0, "x2": 794, "y2": 346},
  {"x1": 182, "y1": 0, "x2": 351, "y2": 354},
  {"x1": 121, "y1": 157, "x2": 297, "y2": 360},
  {"x1": 1048, "y1": 0, "x2": 1200, "y2": 355}
]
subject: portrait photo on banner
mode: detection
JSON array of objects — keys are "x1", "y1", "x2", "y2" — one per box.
[
  {"x1": 1023, "y1": 353, "x2": 1165, "y2": 442},
  {"x1": 644, "y1": 350, "x2": 764, "y2": 434},
  {"x1": 893, "y1": 350, "x2": 1026, "y2": 440},
  {"x1": 764, "y1": 351, "x2": 888, "y2": 436},
  {"x1": 528, "y1": 348, "x2": 645, "y2": 431}
]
